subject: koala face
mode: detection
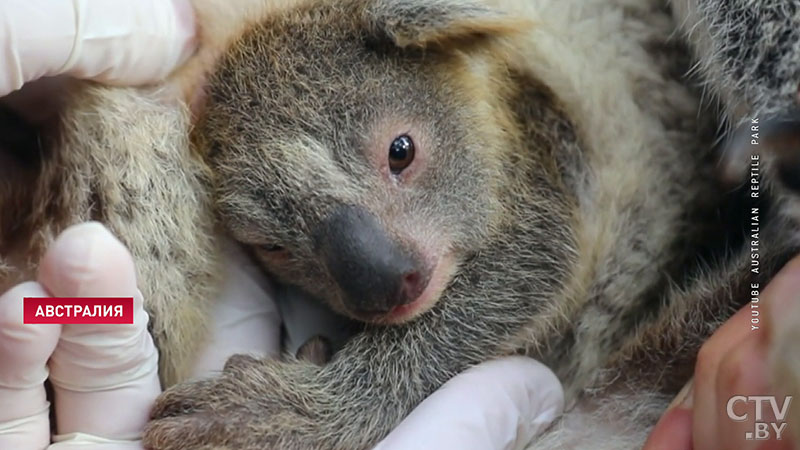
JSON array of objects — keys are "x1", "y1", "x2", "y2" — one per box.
[{"x1": 203, "y1": 0, "x2": 518, "y2": 323}]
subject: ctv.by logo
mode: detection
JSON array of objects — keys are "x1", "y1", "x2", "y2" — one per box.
[{"x1": 726, "y1": 395, "x2": 792, "y2": 440}]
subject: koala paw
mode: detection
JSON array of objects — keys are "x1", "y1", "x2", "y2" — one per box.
[{"x1": 143, "y1": 355, "x2": 324, "y2": 450}]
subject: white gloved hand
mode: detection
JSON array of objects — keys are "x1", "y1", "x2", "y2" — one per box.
[
  {"x1": 0, "y1": 223, "x2": 564, "y2": 449},
  {"x1": 0, "y1": 222, "x2": 160, "y2": 450},
  {"x1": 0, "y1": 222, "x2": 283, "y2": 450},
  {"x1": 375, "y1": 357, "x2": 564, "y2": 450},
  {"x1": 189, "y1": 237, "x2": 283, "y2": 379},
  {"x1": 0, "y1": 0, "x2": 196, "y2": 97}
]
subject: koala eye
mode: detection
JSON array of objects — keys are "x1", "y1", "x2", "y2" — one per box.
[
  {"x1": 258, "y1": 244, "x2": 291, "y2": 261},
  {"x1": 260, "y1": 244, "x2": 286, "y2": 252},
  {"x1": 388, "y1": 135, "x2": 415, "y2": 174}
]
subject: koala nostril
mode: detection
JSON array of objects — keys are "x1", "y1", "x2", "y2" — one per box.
[
  {"x1": 314, "y1": 205, "x2": 434, "y2": 315},
  {"x1": 399, "y1": 270, "x2": 428, "y2": 305}
]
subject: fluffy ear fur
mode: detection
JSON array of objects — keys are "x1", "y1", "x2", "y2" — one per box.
[{"x1": 361, "y1": 0, "x2": 530, "y2": 48}]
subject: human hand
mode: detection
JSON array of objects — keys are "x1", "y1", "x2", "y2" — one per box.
[
  {"x1": 643, "y1": 255, "x2": 800, "y2": 450},
  {"x1": 0, "y1": 222, "x2": 160, "y2": 449},
  {"x1": 0, "y1": 0, "x2": 196, "y2": 98},
  {"x1": 0, "y1": 221, "x2": 284, "y2": 449}
]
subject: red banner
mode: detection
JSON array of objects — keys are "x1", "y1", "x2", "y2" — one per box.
[{"x1": 23, "y1": 297, "x2": 134, "y2": 324}]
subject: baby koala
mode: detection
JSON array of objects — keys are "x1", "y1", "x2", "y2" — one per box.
[
  {"x1": 2, "y1": 0, "x2": 800, "y2": 449},
  {"x1": 144, "y1": 0, "x2": 800, "y2": 449}
]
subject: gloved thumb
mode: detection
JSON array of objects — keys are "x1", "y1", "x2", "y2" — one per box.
[
  {"x1": 0, "y1": 282, "x2": 61, "y2": 449},
  {"x1": 374, "y1": 356, "x2": 564, "y2": 450},
  {"x1": 38, "y1": 222, "x2": 160, "y2": 448}
]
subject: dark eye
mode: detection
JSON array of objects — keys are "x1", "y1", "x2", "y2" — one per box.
[
  {"x1": 260, "y1": 244, "x2": 286, "y2": 252},
  {"x1": 388, "y1": 135, "x2": 415, "y2": 174},
  {"x1": 259, "y1": 244, "x2": 291, "y2": 261}
]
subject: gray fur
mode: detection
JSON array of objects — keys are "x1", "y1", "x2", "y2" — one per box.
[
  {"x1": 2, "y1": 0, "x2": 800, "y2": 448},
  {"x1": 142, "y1": 0, "x2": 796, "y2": 448},
  {"x1": 672, "y1": 0, "x2": 800, "y2": 123}
]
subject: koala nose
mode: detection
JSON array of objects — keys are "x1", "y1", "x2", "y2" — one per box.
[{"x1": 314, "y1": 205, "x2": 430, "y2": 315}]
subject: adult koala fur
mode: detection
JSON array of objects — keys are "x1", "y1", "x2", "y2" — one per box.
[
  {"x1": 673, "y1": 0, "x2": 800, "y2": 444},
  {"x1": 0, "y1": 0, "x2": 799, "y2": 449}
]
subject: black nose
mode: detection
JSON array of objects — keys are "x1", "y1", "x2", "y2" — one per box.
[{"x1": 314, "y1": 205, "x2": 430, "y2": 314}]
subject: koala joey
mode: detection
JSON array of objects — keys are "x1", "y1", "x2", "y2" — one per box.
[
  {"x1": 1, "y1": 0, "x2": 799, "y2": 450},
  {"x1": 145, "y1": 0, "x2": 800, "y2": 448}
]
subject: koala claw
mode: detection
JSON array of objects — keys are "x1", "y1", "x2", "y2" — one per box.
[
  {"x1": 144, "y1": 411, "x2": 241, "y2": 450},
  {"x1": 144, "y1": 357, "x2": 324, "y2": 450}
]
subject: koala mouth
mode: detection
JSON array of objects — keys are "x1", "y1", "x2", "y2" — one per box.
[
  {"x1": 316, "y1": 205, "x2": 459, "y2": 323},
  {"x1": 371, "y1": 252, "x2": 455, "y2": 325}
]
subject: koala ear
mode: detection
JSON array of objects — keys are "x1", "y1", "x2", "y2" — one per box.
[{"x1": 362, "y1": 0, "x2": 529, "y2": 48}]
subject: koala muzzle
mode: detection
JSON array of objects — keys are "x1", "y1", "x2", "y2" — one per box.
[{"x1": 314, "y1": 205, "x2": 431, "y2": 316}]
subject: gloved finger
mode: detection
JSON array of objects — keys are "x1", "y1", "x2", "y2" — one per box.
[
  {"x1": 38, "y1": 222, "x2": 160, "y2": 441},
  {"x1": 190, "y1": 238, "x2": 282, "y2": 379},
  {"x1": 0, "y1": 281, "x2": 61, "y2": 450},
  {"x1": 0, "y1": 0, "x2": 196, "y2": 97},
  {"x1": 49, "y1": 432, "x2": 144, "y2": 450},
  {"x1": 374, "y1": 356, "x2": 564, "y2": 450}
]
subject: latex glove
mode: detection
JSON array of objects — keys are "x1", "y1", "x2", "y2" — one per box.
[
  {"x1": 0, "y1": 0, "x2": 197, "y2": 97},
  {"x1": 375, "y1": 357, "x2": 564, "y2": 450},
  {"x1": 189, "y1": 236, "x2": 282, "y2": 378},
  {"x1": 0, "y1": 222, "x2": 160, "y2": 450},
  {"x1": 0, "y1": 222, "x2": 282, "y2": 449}
]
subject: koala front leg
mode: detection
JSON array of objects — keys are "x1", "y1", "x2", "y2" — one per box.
[
  {"x1": 606, "y1": 215, "x2": 799, "y2": 390},
  {"x1": 146, "y1": 317, "x2": 481, "y2": 449},
  {"x1": 143, "y1": 255, "x2": 565, "y2": 450}
]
